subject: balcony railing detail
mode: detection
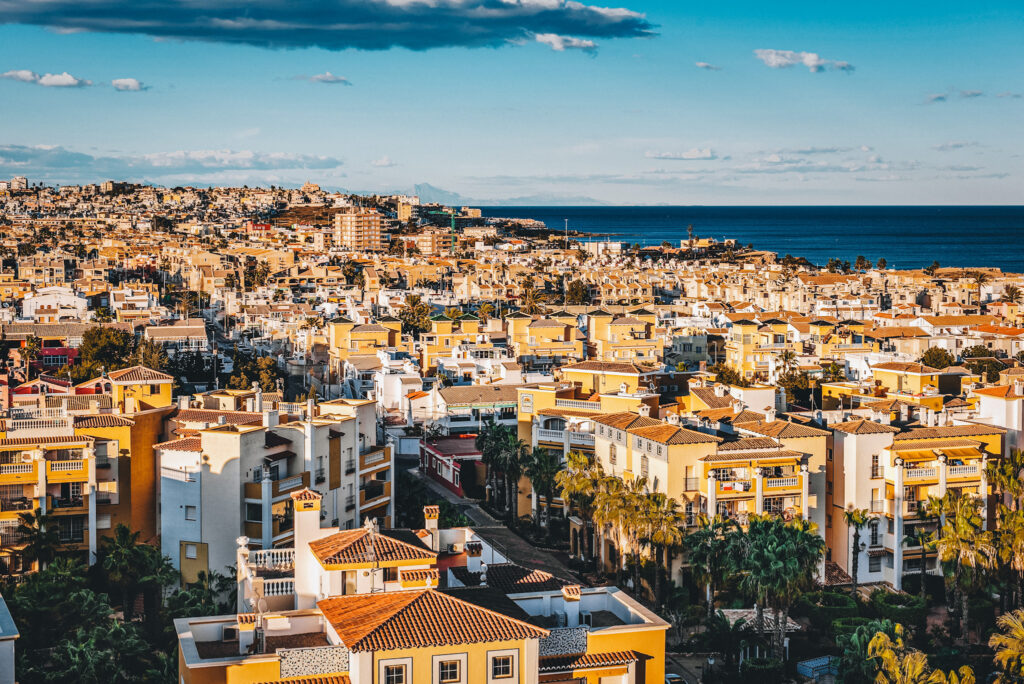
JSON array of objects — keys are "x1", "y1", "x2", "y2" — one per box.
[
  {"x1": 765, "y1": 477, "x2": 799, "y2": 489},
  {"x1": 948, "y1": 465, "x2": 979, "y2": 477},
  {"x1": 904, "y1": 468, "x2": 937, "y2": 481}
]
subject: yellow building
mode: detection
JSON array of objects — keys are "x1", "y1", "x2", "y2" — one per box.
[
  {"x1": 333, "y1": 208, "x2": 384, "y2": 252},
  {"x1": 587, "y1": 310, "x2": 660, "y2": 363},
  {"x1": 327, "y1": 316, "x2": 403, "y2": 365},
  {"x1": 419, "y1": 314, "x2": 483, "y2": 369},
  {"x1": 871, "y1": 362, "x2": 940, "y2": 395},
  {"x1": 507, "y1": 315, "x2": 585, "y2": 370}
]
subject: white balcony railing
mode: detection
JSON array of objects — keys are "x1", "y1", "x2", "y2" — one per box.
[
  {"x1": 277, "y1": 475, "x2": 304, "y2": 493},
  {"x1": 0, "y1": 463, "x2": 33, "y2": 474},
  {"x1": 554, "y1": 399, "x2": 597, "y2": 410},
  {"x1": 49, "y1": 460, "x2": 86, "y2": 472},
  {"x1": 904, "y1": 468, "x2": 937, "y2": 481},
  {"x1": 262, "y1": 578, "x2": 295, "y2": 596},
  {"x1": 568, "y1": 433, "x2": 595, "y2": 446},
  {"x1": 251, "y1": 548, "x2": 295, "y2": 569},
  {"x1": 765, "y1": 476, "x2": 799, "y2": 488},
  {"x1": 948, "y1": 464, "x2": 979, "y2": 477},
  {"x1": 537, "y1": 429, "x2": 564, "y2": 441}
]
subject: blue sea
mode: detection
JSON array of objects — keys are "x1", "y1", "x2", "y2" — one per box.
[{"x1": 477, "y1": 206, "x2": 1024, "y2": 272}]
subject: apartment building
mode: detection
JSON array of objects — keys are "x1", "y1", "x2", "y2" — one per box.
[
  {"x1": 419, "y1": 313, "x2": 485, "y2": 370},
  {"x1": 333, "y1": 208, "x2": 383, "y2": 252},
  {"x1": 587, "y1": 309, "x2": 661, "y2": 363},
  {"x1": 506, "y1": 312, "x2": 585, "y2": 370},
  {"x1": 829, "y1": 416, "x2": 1003, "y2": 591},
  {"x1": 175, "y1": 494, "x2": 668, "y2": 684},
  {"x1": 158, "y1": 397, "x2": 392, "y2": 583}
]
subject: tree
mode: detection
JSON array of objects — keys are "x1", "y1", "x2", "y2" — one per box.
[
  {"x1": 934, "y1": 495, "x2": 996, "y2": 642},
  {"x1": 21, "y1": 335, "x2": 41, "y2": 378},
  {"x1": 101, "y1": 524, "x2": 145, "y2": 623},
  {"x1": 844, "y1": 506, "x2": 872, "y2": 597},
  {"x1": 855, "y1": 255, "x2": 872, "y2": 271},
  {"x1": 497, "y1": 432, "x2": 528, "y2": 524},
  {"x1": 133, "y1": 338, "x2": 169, "y2": 373},
  {"x1": 836, "y1": 618, "x2": 899, "y2": 684},
  {"x1": 397, "y1": 294, "x2": 432, "y2": 339},
  {"x1": 475, "y1": 418, "x2": 507, "y2": 507},
  {"x1": 523, "y1": 447, "x2": 562, "y2": 530},
  {"x1": 868, "y1": 626, "x2": 975, "y2": 683},
  {"x1": 903, "y1": 526, "x2": 935, "y2": 603},
  {"x1": 919, "y1": 347, "x2": 955, "y2": 370},
  {"x1": 519, "y1": 284, "x2": 546, "y2": 316},
  {"x1": 594, "y1": 476, "x2": 628, "y2": 584},
  {"x1": 565, "y1": 279, "x2": 591, "y2": 306},
  {"x1": 79, "y1": 326, "x2": 136, "y2": 371},
  {"x1": 877, "y1": 258, "x2": 888, "y2": 270},
  {"x1": 1004, "y1": 284, "x2": 1023, "y2": 306},
  {"x1": 924, "y1": 261, "x2": 941, "y2": 276},
  {"x1": 683, "y1": 515, "x2": 737, "y2": 620},
  {"x1": 92, "y1": 306, "x2": 114, "y2": 323},
  {"x1": 4, "y1": 510, "x2": 62, "y2": 571},
  {"x1": 969, "y1": 270, "x2": 991, "y2": 306},
  {"x1": 990, "y1": 609, "x2": 1024, "y2": 683},
  {"x1": 476, "y1": 303, "x2": 496, "y2": 322},
  {"x1": 555, "y1": 451, "x2": 600, "y2": 562},
  {"x1": 645, "y1": 493, "x2": 685, "y2": 608},
  {"x1": 441, "y1": 306, "x2": 462, "y2": 320}
]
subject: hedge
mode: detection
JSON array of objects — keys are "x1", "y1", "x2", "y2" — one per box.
[
  {"x1": 869, "y1": 589, "x2": 927, "y2": 626},
  {"x1": 794, "y1": 590, "x2": 859, "y2": 629},
  {"x1": 741, "y1": 657, "x2": 784, "y2": 684},
  {"x1": 831, "y1": 616, "x2": 874, "y2": 640}
]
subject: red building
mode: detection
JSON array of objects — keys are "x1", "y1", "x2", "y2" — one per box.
[{"x1": 419, "y1": 436, "x2": 483, "y2": 498}]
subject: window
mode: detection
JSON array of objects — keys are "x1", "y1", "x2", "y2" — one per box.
[
  {"x1": 384, "y1": 665, "x2": 406, "y2": 684},
  {"x1": 491, "y1": 656, "x2": 512, "y2": 679},
  {"x1": 609, "y1": 444, "x2": 617, "y2": 465},
  {"x1": 869, "y1": 522, "x2": 880, "y2": 546},
  {"x1": 185, "y1": 505, "x2": 197, "y2": 521},
  {"x1": 246, "y1": 503, "x2": 263, "y2": 523},
  {"x1": 185, "y1": 543, "x2": 198, "y2": 560},
  {"x1": 869, "y1": 555, "x2": 882, "y2": 573},
  {"x1": 439, "y1": 661, "x2": 460, "y2": 683}
]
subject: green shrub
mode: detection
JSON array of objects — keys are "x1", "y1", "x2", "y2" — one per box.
[
  {"x1": 740, "y1": 657, "x2": 783, "y2": 684},
  {"x1": 968, "y1": 597, "x2": 995, "y2": 632},
  {"x1": 794, "y1": 590, "x2": 858, "y2": 629},
  {"x1": 831, "y1": 616, "x2": 874, "y2": 640},
  {"x1": 870, "y1": 589, "x2": 927, "y2": 627}
]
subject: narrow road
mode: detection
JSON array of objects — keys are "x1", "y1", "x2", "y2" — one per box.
[{"x1": 405, "y1": 465, "x2": 500, "y2": 527}]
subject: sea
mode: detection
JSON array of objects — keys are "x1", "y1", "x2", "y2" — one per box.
[{"x1": 477, "y1": 206, "x2": 1024, "y2": 273}]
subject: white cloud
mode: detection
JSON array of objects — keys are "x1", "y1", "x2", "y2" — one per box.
[
  {"x1": 645, "y1": 148, "x2": 718, "y2": 161},
  {"x1": 535, "y1": 33, "x2": 597, "y2": 52},
  {"x1": 926, "y1": 93, "x2": 948, "y2": 103},
  {"x1": 753, "y1": 49, "x2": 854, "y2": 73},
  {"x1": 996, "y1": 91, "x2": 1022, "y2": 99},
  {"x1": 371, "y1": 156, "x2": 396, "y2": 168},
  {"x1": 933, "y1": 141, "x2": 978, "y2": 151},
  {"x1": 112, "y1": 77, "x2": 146, "y2": 91},
  {"x1": 1, "y1": 69, "x2": 91, "y2": 87},
  {"x1": 306, "y1": 71, "x2": 351, "y2": 85},
  {"x1": 695, "y1": 61, "x2": 721, "y2": 71},
  {"x1": 960, "y1": 90, "x2": 984, "y2": 98}
]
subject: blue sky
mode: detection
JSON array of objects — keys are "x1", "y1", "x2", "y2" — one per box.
[{"x1": 0, "y1": 0, "x2": 1021, "y2": 204}]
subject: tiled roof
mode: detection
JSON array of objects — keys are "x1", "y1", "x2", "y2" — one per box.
[
  {"x1": 893, "y1": 424, "x2": 1005, "y2": 441},
  {"x1": 74, "y1": 414, "x2": 135, "y2": 428},
  {"x1": 628, "y1": 423, "x2": 721, "y2": 445},
  {"x1": 592, "y1": 412, "x2": 662, "y2": 431},
  {"x1": 734, "y1": 419, "x2": 830, "y2": 439},
  {"x1": 449, "y1": 563, "x2": 566, "y2": 593},
  {"x1": 830, "y1": 419, "x2": 901, "y2": 435},
  {"x1": 291, "y1": 488, "x2": 322, "y2": 502},
  {"x1": 718, "y1": 437, "x2": 781, "y2": 451},
  {"x1": 173, "y1": 409, "x2": 263, "y2": 426},
  {"x1": 824, "y1": 561, "x2": 853, "y2": 587},
  {"x1": 153, "y1": 436, "x2": 202, "y2": 452},
  {"x1": 891, "y1": 438, "x2": 983, "y2": 451},
  {"x1": 702, "y1": 449, "x2": 804, "y2": 463},
  {"x1": 690, "y1": 387, "x2": 733, "y2": 410},
  {"x1": 107, "y1": 365, "x2": 174, "y2": 382},
  {"x1": 539, "y1": 651, "x2": 639, "y2": 672},
  {"x1": 45, "y1": 394, "x2": 114, "y2": 410},
  {"x1": 0, "y1": 435, "x2": 91, "y2": 447},
  {"x1": 309, "y1": 529, "x2": 435, "y2": 567},
  {"x1": 318, "y1": 589, "x2": 548, "y2": 651},
  {"x1": 872, "y1": 362, "x2": 939, "y2": 374},
  {"x1": 439, "y1": 384, "x2": 521, "y2": 406},
  {"x1": 560, "y1": 361, "x2": 659, "y2": 374},
  {"x1": 973, "y1": 385, "x2": 1024, "y2": 399},
  {"x1": 256, "y1": 677, "x2": 350, "y2": 684}
]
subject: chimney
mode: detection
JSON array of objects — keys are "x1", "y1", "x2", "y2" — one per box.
[
  {"x1": 246, "y1": 398, "x2": 255, "y2": 412},
  {"x1": 879, "y1": 410, "x2": 892, "y2": 426},
  {"x1": 254, "y1": 386, "x2": 264, "y2": 412},
  {"x1": 479, "y1": 561, "x2": 488, "y2": 587},
  {"x1": 637, "y1": 403, "x2": 651, "y2": 417},
  {"x1": 424, "y1": 505, "x2": 440, "y2": 552},
  {"x1": 714, "y1": 384, "x2": 727, "y2": 397},
  {"x1": 765, "y1": 407, "x2": 777, "y2": 422},
  {"x1": 291, "y1": 489, "x2": 323, "y2": 609},
  {"x1": 1015, "y1": 379, "x2": 1024, "y2": 396},
  {"x1": 466, "y1": 541, "x2": 483, "y2": 573},
  {"x1": 899, "y1": 403, "x2": 909, "y2": 423},
  {"x1": 306, "y1": 396, "x2": 316, "y2": 419},
  {"x1": 178, "y1": 395, "x2": 190, "y2": 410},
  {"x1": 262, "y1": 409, "x2": 279, "y2": 428},
  {"x1": 217, "y1": 415, "x2": 227, "y2": 426},
  {"x1": 562, "y1": 585, "x2": 582, "y2": 627}
]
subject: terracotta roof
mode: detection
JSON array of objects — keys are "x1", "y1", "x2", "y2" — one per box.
[
  {"x1": 539, "y1": 651, "x2": 639, "y2": 672},
  {"x1": 690, "y1": 387, "x2": 733, "y2": 410},
  {"x1": 400, "y1": 568, "x2": 439, "y2": 583},
  {"x1": 309, "y1": 529, "x2": 435, "y2": 567},
  {"x1": 734, "y1": 419, "x2": 830, "y2": 439},
  {"x1": 830, "y1": 418, "x2": 901, "y2": 435},
  {"x1": 107, "y1": 365, "x2": 174, "y2": 383},
  {"x1": 173, "y1": 409, "x2": 263, "y2": 426},
  {"x1": 255, "y1": 677, "x2": 350, "y2": 684},
  {"x1": 628, "y1": 423, "x2": 721, "y2": 445},
  {"x1": 560, "y1": 361, "x2": 659, "y2": 374},
  {"x1": 317, "y1": 589, "x2": 548, "y2": 651},
  {"x1": 973, "y1": 385, "x2": 1024, "y2": 399},
  {"x1": 824, "y1": 561, "x2": 853, "y2": 587},
  {"x1": 449, "y1": 562, "x2": 566, "y2": 593},
  {"x1": 0, "y1": 435, "x2": 91, "y2": 447},
  {"x1": 439, "y1": 384, "x2": 521, "y2": 406},
  {"x1": 153, "y1": 436, "x2": 202, "y2": 452},
  {"x1": 893, "y1": 424, "x2": 1005, "y2": 441},
  {"x1": 290, "y1": 488, "x2": 322, "y2": 502},
  {"x1": 872, "y1": 362, "x2": 939, "y2": 374},
  {"x1": 890, "y1": 438, "x2": 983, "y2": 451},
  {"x1": 717, "y1": 437, "x2": 782, "y2": 451},
  {"x1": 72, "y1": 414, "x2": 135, "y2": 429},
  {"x1": 702, "y1": 449, "x2": 804, "y2": 463},
  {"x1": 592, "y1": 412, "x2": 663, "y2": 431}
]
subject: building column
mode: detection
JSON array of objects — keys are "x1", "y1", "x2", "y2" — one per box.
[
  {"x1": 707, "y1": 473, "x2": 717, "y2": 517},
  {"x1": 753, "y1": 467, "x2": 764, "y2": 515},
  {"x1": 937, "y1": 453, "x2": 948, "y2": 528},
  {"x1": 261, "y1": 470, "x2": 273, "y2": 550},
  {"x1": 236, "y1": 537, "x2": 250, "y2": 613},
  {"x1": 893, "y1": 458, "x2": 904, "y2": 591},
  {"x1": 800, "y1": 463, "x2": 810, "y2": 521},
  {"x1": 34, "y1": 449, "x2": 46, "y2": 515},
  {"x1": 86, "y1": 447, "x2": 97, "y2": 566}
]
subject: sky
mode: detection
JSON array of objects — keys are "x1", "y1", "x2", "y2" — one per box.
[{"x1": 0, "y1": 0, "x2": 1022, "y2": 205}]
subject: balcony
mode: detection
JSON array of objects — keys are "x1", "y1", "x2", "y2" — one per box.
[
  {"x1": 948, "y1": 464, "x2": 980, "y2": 479},
  {"x1": 359, "y1": 480, "x2": 391, "y2": 508},
  {"x1": 717, "y1": 480, "x2": 753, "y2": 496},
  {"x1": 683, "y1": 477, "x2": 700, "y2": 491},
  {"x1": 764, "y1": 476, "x2": 800, "y2": 490},
  {"x1": 0, "y1": 497, "x2": 35, "y2": 514},
  {"x1": 359, "y1": 446, "x2": 388, "y2": 470},
  {"x1": 50, "y1": 495, "x2": 86, "y2": 513},
  {"x1": 554, "y1": 399, "x2": 600, "y2": 410},
  {"x1": 46, "y1": 459, "x2": 89, "y2": 483},
  {"x1": 870, "y1": 500, "x2": 885, "y2": 514},
  {"x1": 0, "y1": 462, "x2": 38, "y2": 485},
  {"x1": 345, "y1": 459, "x2": 355, "y2": 475},
  {"x1": 904, "y1": 467, "x2": 938, "y2": 483},
  {"x1": 243, "y1": 471, "x2": 310, "y2": 500}
]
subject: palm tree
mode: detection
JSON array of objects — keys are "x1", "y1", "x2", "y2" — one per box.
[
  {"x1": 903, "y1": 526, "x2": 935, "y2": 603},
  {"x1": 441, "y1": 306, "x2": 462, "y2": 320},
  {"x1": 477, "y1": 302, "x2": 496, "y2": 321},
  {"x1": 683, "y1": 515, "x2": 737, "y2": 620},
  {"x1": 555, "y1": 451, "x2": 600, "y2": 562},
  {"x1": 593, "y1": 476, "x2": 627, "y2": 583},
  {"x1": 475, "y1": 418, "x2": 505, "y2": 506},
  {"x1": 497, "y1": 432, "x2": 528, "y2": 524},
  {"x1": 102, "y1": 524, "x2": 144, "y2": 623},
  {"x1": 22, "y1": 335, "x2": 41, "y2": 379},
  {"x1": 646, "y1": 493, "x2": 686, "y2": 608},
  {"x1": 869, "y1": 626, "x2": 975, "y2": 683},
  {"x1": 777, "y1": 349, "x2": 797, "y2": 375},
  {"x1": 519, "y1": 285, "x2": 546, "y2": 316},
  {"x1": 995, "y1": 508, "x2": 1024, "y2": 610},
  {"x1": 970, "y1": 270, "x2": 991, "y2": 307},
  {"x1": 1005, "y1": 284, "x2": 1023, "y2": 306},
  {"x1": 933, "y1": 495, "x2": 996, "y2": 642},
  {"x1": 988, "y1": 449, "x2": 1024, "y2": 513},
  {"x1": 836, "y1": 619, "x2": 899, "y2": 684},
  {"x1": 844, "y1": 506, "x2": 872, "y2": 598},
  {"x1": 990, "y1": 609, "x2": 1024, "y2": 683},
  {"x1": 523, "y1": 447, "x2": 563, "y2": 530},
  {"x1": 620, "y1": 475, "x2": 650, "y2": 593},
  {"x1": 6, "y1": 510, "x2": 62, "y2": 571}
]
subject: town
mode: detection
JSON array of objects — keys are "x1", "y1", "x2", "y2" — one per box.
[{"x1": 0, "y1": 176, "x2": 1022, "y2": 684}]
